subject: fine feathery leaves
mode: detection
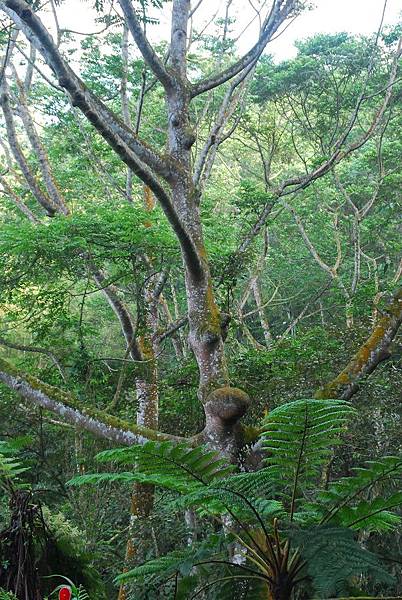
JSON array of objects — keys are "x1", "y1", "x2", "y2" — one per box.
[
  {"x1": 290, "y1": 525, "x2": 394, "y2": 598},
  {"x1": 0, "y1": 440, "x2": 30, "y2": 485},
  {"x1": 68, "y1": 441, "x2": 234, "y2": 494},
  {"x1": 260, "y1": 399, "x2": 355, "y2": 506},
  {"x1": 318, "y1": 455, "x2": 402, "y2": 530}
]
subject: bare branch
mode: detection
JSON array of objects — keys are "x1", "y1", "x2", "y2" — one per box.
[
  {"x1": 0, "y1": 0, "x2": 204, "y2": 279},
  {"x1": 0, "y1": 335, "x2": 67, "y2": 381},
  {"x1": 89, "y1": 263, "x2": 143, "y2": 362},
  {"x1": 120, "y1": 19, "x2": 133, "y2": 200},
  {"x1": 158, "y1": 316, "x2": 188, "y2": 342},
  {"x1": 191, "y1": 0, "x2": 298, "y2": 97},
  {"x1": 12, "y1": 66, "x2": 69, "y2": 214},
  {"x1": 235, "y1": 37, "x2": 401, "y2": 259},
  {"x1": 0, "y1": 0, "x2": 172, "y2": 180},
  {"x1": 0, "y1": 81, "x2": 58, "y2": 215},
  {"x1": 0, "y1": 173, "x2": 39, "y2": 222},
  {"x1": 23, "y1": 41, "x2": 35, "y2": 91}
]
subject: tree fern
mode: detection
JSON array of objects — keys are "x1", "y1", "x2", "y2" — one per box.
[
  {"x1": 68, "y1": 400, "x2": 402, "y2": 599},
  {"x1": 168, "y1": 468, "x2": 284, "y2": 520},
  {"x1": 117, "y1": 543, "x2": 268, "y2": 600}
]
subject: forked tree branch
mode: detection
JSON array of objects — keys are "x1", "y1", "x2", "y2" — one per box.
[
  {"x1": 12, "y1": 67, "x2": 69, "y2": 214},
  {"x1": 0, "y1": 0, "x2": 171, "y2": 181},
  {"x1": 235, "y1": 38, "x2": 401, "y2": 259},
  {"x1": 0, "y1": 82, "x2": 58, "y2": 215},
  {"x1": 191, "y1": 0, "x2": 298, "y2": 97},
  {"x1": 0, "y1": 173, "x2": 39, "y2": 222},
  {"x1": 0, "y1": 0, "x2": 204, "y2": 281},
  {"x1": 0, "y1": 336, "x2": 67, "y2": 381}
]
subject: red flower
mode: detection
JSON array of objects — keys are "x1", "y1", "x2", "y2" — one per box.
[{"x1": 58, "y1": 587, "x2": 72, "y2": 600}]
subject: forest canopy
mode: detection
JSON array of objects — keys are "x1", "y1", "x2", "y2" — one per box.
[{"x1": 0, "y1": 0, "x2": 401, "y2": 598}]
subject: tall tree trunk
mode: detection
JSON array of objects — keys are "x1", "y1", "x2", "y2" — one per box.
[{"x1": 166, "y1": 0, "x2": 249, "y2": 456}]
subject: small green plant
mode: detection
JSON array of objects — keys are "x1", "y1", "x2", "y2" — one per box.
[
  {"x1": 0, "y1": 589, "x2": 18, "y2": 600},
  {"x1": 0, "y1": 440, "x2": 105, "y2": 599},
  {"x1": 49, "y1": 575, "x2": 89, "y2": 600},
  {"x1": 0, "y1": 439, "x2": 30, "y2": 492},
  {"x1": 69, "y1": 399, "x2": 402, "y2": 599}
]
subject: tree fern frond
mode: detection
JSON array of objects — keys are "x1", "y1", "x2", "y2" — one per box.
[
  {"x1": 116, "y1": 549, "x2": 193, "y2": 583},
  {"x1": 68, "y1": 471, "x2": 196, "y2": 493},
  {"x1": 335, "y1": 494, "x2": 402, "y2": 531},
  {"x1": 0, "y1": 440, "x2": 30, "y2": 482},
  {"x1": 69, "y1": 441, "x2": 234, "y2": 493},
  {"x1": 260, "y1": 399, "x2": 354, "y2": 509},
  {"x1": 75, "y1": 586, "x2": 89, "y2": 600},
  {"x1": 291, "y1": 526, "x2": 394, "y2": 598},
  {"x1": 168, "y1": 484, "x2": 284, "y2": 525},
  {"x1": 319, "y1": 456, "x2": 402, "y2": 523},
  {"x1": 214, "y1": 469, "x2": 275, "y2": 498},
  {"x1": 116, "y1": 533, "x2": 228, "y2": 585}
]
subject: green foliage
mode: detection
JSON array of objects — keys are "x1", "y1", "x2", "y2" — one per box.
[
  {"x1": 69, "y1": 441, "x2": 234, "y2": 493},
  {"x1": 49, "y1": 575, "x2": 89, "y2": 600},
  {"x1": 70, "y1": 400, "x2": 402, "y2": 597},
  {"x1": 0, "y1": 9, "x2": 401, "y2": 598},
  {"x1": 0, "y1": 439, "x2": 30, "y2": 490},
  {"x1": 291, "y1": 526, "x2": 393, "y2": 598},
  {"x1": 260, "y1": 399, "x2": 355, "y2": 507},
  {"x1": 0, "y1": 590, "x2": 18, "y2": 600}
]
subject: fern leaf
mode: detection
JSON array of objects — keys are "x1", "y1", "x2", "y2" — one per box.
[
  {"x1": 334, "y1": 493, "x2": 402, "y2": 531},
  {"x1": 116, "y1": 533, "x2": 228, "y2": 585},
  {"x1": 69, "y1": 441, "x2": 233, "y2": 493},
  {"x1": 319, "y1": 456, "x2": 402, "y2": 524},
  {"x1": 260, "y1": 399, "x2": 354, "y2": 509},
  {"x1": 0, "y1": 440, "x2": 30, "y2": 483},
  {"x1": 291, "y1": 525, "x2": 394, "y2": 598}
]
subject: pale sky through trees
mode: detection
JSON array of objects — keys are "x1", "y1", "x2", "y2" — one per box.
[{"x1": 51, "y1": 0, "x2": 401, "y2": 61}]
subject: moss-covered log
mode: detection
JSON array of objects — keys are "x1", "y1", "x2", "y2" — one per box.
[
  {"x1": 0, "y1": 358, "x2": 185, "y2": 446},
  {"x1": 315, "y1": 287, "x2": 402, "y2": 400}
]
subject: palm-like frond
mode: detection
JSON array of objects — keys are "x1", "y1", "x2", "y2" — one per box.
[
  {"x1": 0, "y1": 440, "x2": 29, "y2": 485},
  {"x1": 168, "y1": 469, "x2": 283, "y2": 521},
  {"x1": 66, "y1": 403, "x2": 402, "y2": 599},
  {"x1": 118, "y1": 543, "x2": 268, "y2": 600},
  {"x1": 319, "y1": 456, "x2": 402, "y2": 529},
  {"x1": 260, "y1": 399, "x2": 354, "y2": 513},
  {"x1": 116, "y1": 549, "x2": 195, "y2": 583},
  {"x1": 116, "y1": 532, "x2": 228, "y2": 584},
  {"x1": 336, "y1": 498, "x2": 402, "y2": 531},
  {"x1": 69, "y1": 441, "x2": 234, "y2": 493},
  {"x1": 290, "y1": 526, "x2": 394, "y2": 598}
]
